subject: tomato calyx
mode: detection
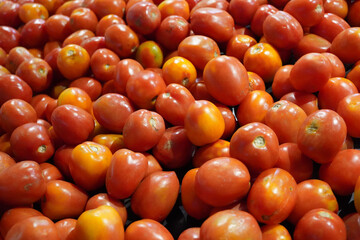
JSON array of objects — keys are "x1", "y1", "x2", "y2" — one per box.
[{"x1": 253, "y1": 136, "x2": 266, "y2": 148}]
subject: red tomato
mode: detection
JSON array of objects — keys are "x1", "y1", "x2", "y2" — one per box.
[
  {"x1": 126, "y1": 2, "x2": 161, "y2": 35},
  {"x1": 250, "y1": 4, "x2": 278, "y2": 37},
  {"x1": 293, "y1": 33, "x2": 331, "y2": 59},
  {"x1": 330, "y1": 27, "x2": 360, "y2": 64},
  {"x1": 40, "y1": 163, "x2": 63, "y2": 183},
  {"x1": 53, "y1": 145, "x2": 74, "y2": 180},
  {"x1": 271, "y1": 65, "x2": 295, "y2": 100},
  {"x1": 90, "y1": 48, "x2": 119, "y2": 82},
  {"x1": 348, "y1": 1, "x2": 360, "y2": 27},
  {"x1": 293, "y1": 208, "x2": 346, "y2": 240},
  {"x1": 45, "y1": 14, "x2": 72, "y2": 42},
  {"x1": 189, "y1": 0, "x2": 229, "y2": 15},
  {"x1": 158, "y1": 0, "x2": 190, "y2": 20},
  {"x1": 297, "y1": 109, "x2": 347, "y2": 164},
  {"x1": 57, "y1": 44, "x2": 90, "y2": 80},
  {"x1": 131, "y1": 171, "x2": 180, "y2": 222},
  {"x1": 135, "y1": 41, "x2": 163, "y2": 69},
  {"x1": 0, "y1": 26, "x2": 20, "y2": 53},
  {"x1": 54, "y1": 218, "x2": 76, "y2": 240},
  {"x1": 106, "y1": 149, "x2": 148, "y2": 199},
  {"x1": 178, "y1": 227, "x2": 200, "y2": 240},
  {"x1": 230, "y1": 122, "x2": 279, "y2": 174},
  {"x1": 195, "y1": 157, "x2": 250, "y2": 207},
  {"x1": 228, "y1": 0, "x2": 260, "y2": 27},
  {"x1": 200, "y1": 210, "x2": 262, "y2": 240},
  {"x1": 261, "y1": 224, "x2": 291, "y2": 240},
  {"x1": 0, "y1": 152, "x2": 15, "y2": 174},
  {"x1": 143, "y1": 153, "x2": 163, "y2": 177},
  {"x1": 323, "y1": 0, "x2": 348, "y2": 19},
  {"x1": 20, "y1": 19, "x2": 48, "y2": 48},
  {"x1": 0, "y1": 1, "x2": 21, "y2": 28},
  {"x1": 215, "y1": 103, "x2": 236, "y2": 140},
  {"x1": 344, "y1": 213, "x2": 360, "y2": 240},
  {"x1": 247, "y1": 168, "x2": 297, "y2": 224},
  {"x1": 280, "y1": 91, "x2": 319, "y2": 115},
  {"x1": 125, "y1": 219, "x2": 174, "y2": 240},
  {"x1": 192, "y1": 139, "x2": 230, "y2": 167},
  {"x1": 337, "y1": 93, "x2": 360, "y2": 138},
  {"x1": 0, "y1": 74, "x2": 32, "y2": 106},
  {"x1": 203, "y1": 55, "x2": 249, "y2": 106},
  {"x1": 226, "y1": 34, "x2": 257, "y2": 62},
  {"x1": 69, "y1": 77, "x2": 102, "y2": 101},
  {"x1": 96, "y1": 14, "x2": 125, "y2": 36},
  {"x1": 69, "y1": 7, "x2": 98, "y2": 32},
  {"x1": 88, "y1": 0, "x2": 126, "y2": 19},
  {"x1": 283, "y1": 0, "x2": 324, "y2": 27},
  {"x1": 104, "y1": 24, "x2": 139, "y2": 58},
  {"x1": 321, "y1": 52, "x2": 346, "y2": 78}
]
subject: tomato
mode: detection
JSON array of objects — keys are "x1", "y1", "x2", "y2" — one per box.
[
  {"x1": 236, "y1": 90, "x2": 274, "y2": 125},
  {"x1": 310, "y1": 12, "x2": 350, "y2": 42},
  {"x1": 63, "y1": 29, "x2": 96, "y2": 47},
  {"x1": 70, "y1": 205, "x2": 124, "y2": 240},
  {"x1": 41, "y1": 180, "x2": 88, "y2": 220},
  {"x1": 184, "y1": 100, "x2": 225, "y2": 146},
  {"x1": 280, "y1": 91, "x2": 318, "y2": 115},
  {"x1": 5, "y1": 216, "x2": 60, "y2": 240},
  {"x1": 348, "y1": 1, "x2": 360, "y2": 27},
  {"x1": 0, "y1": 161, "x2": 46, "y2": 207},
  {"x1": 104, "y1": 24, "x2": 139, "y2": 58},
  {"x1": 36, "y1": 0, "x2": 64, "y2": 14},
  {"x1": 228, "y1": 0, "x2": 260, "y2": 27},
  {"x1": 324, "y1": 0, "x2": 348, "y2": 19},
  {"x1": 0, "y1": 26, "x2": 20, "y2": 53},
  {"x1": 230, "y1": 122, "x2": 279, "y2": 174},
  {"x1": 54, "y1": 218, "x2": 76, "y2": 240},
  {"x1": 250, "y1": 4, "x2": 278, "y2": 37},
  {"x1": 0, "y1": 1, "x2": 21, "y2": 28},
  {"x1": 293, "y1": 34, "x2": 331, "y2": 59},
  {"x1": 5, "y1": 47, "x2": 34, "y2": 74},
  {"x1": 195, "y1": 157, "x2": 250, "y2": 207},
  {"x1": 189, "y1": 0, "x2": 229, "y2": 15},
  {"x1": 344, "y1": 213, "x2": 360, "y2": 240},
  {"x1": 263, "y1": 11, "x2": 303, "y2": 50},
  {"x1": 289, "y1": 52, "x2": 332, "y2": 93},
  {"x1": 330, "y1": 27, "x2": 360, "y2": 64},
  {"x1": 69, "y1": 77, "x2": 102, "y2": 101},
  {"x1": 125, "y1": 219, "x2": 174, "y2": 240},
  {"x1": 200, "y1": 210, "x2": 262, "y2": 240},
  {"x1": 126, "y1": 2, "x2": 161, "y2": 35},
  {"x1": 88, "y1": 0, "x2": 126, "y2": 19},
  {"x1": 261, "y1": 224, "x2": 291, "y2": 240},
  {"x1": 247, "y1": 168, "x2": 297, "y2": 224},
  {"x1": 135, "y1": 41, "x2": 163, "y2": 69},
  {"x1": 321, "y1": 52, "x2": 346, "y2": 78},
  {"x1": 297, "y1": 109, "x2": 347, "y2": 164},
  {"x1": 0, "y1": 99, "x2": 37, "y2": 133},
  {"x1": 0, "y1": 208, "x2": 43, "y2": 238},
  {"x1": 85, "y1": 193, "x2": 127, "y2": 225},
  {"x1": 226, "y1": 34, "x2": 257, "y2": 63},
  {"x1": 162, "y1": 56, "x2": 196, "y2": 88},
  {"x1": 40, "y1": 163, "x2": 63, "y2": 183},
  {"x1": 55, "y1": 0, "x2": 83, "y2": 16},
  {"x1": 20, "y1": 19, "x2": 48, "y2": 48},
  {"x1": 123, "y1": 109, "x2": 165, "y2": 152},
  {"x1": 156, "y1": 16, "x2": 190, "y2": 51},
  {"x1": 178, "y1": 35, "x2": 220, "y2": 70},
  {"x1": 143, "y1": 153, "x2": 163, "y2": 177},
  {"x1": 96, "y1": 14, "x2": 125, "y2": 36},
  {"x1": 0, "y1": 74, "x2": 33, "y2": 107},
  {"x1": 45, "y1": 14, "x2": 72, "y2": 42},
  {"x1": 131, "y1": 171, "x2": 180, "y2": 222},
  {"x1": 284, "y1": 0, "x2": 324, "y2": 27},
  {"x1": 190, "y1": 7, "x2": 234, "y2": 43},
  {"x1": 70, "y1": 141, "x2": 112, "y2": 192},
  {"x1": 79, "y1": 36, "x2": 106, "y2": 57},
  {"x1": 18, "y1": 3, "x2": 49, "y2": 23},
  {"x1": 337, "y1": 93, "x2": 360, "y2": 138},
  {"x1": 0, "y1": 152, "x2": 15, "y2": 174},
  {"x1": 178, "y1": 227, "x2": 200, "y2": 240},
  {"x1": 243, "y1": 43, "x2": 282, "y2": 83},
  {"x1": 51, "y1": 105, "x2": 94, "y2": 145},
  {"x1": 89, "y1": 48, "x2": 119, "y2": 82},
  {"x1": 265, "y1": 100, "x2": 307, "y2": 143},
  {"x1": 159, "y1": 0, "x2": 189, "y2": 20},
  {"x1": 215, "y1": 103, "x2": 236, "y2": 140},
  {"x1": 203, "y1": 55, "x2": 249, "y2": 106},
  {"x1": 69, "y1": 7, "x2": 98, "y2": 32},
  {"x1": 293, "y1": 208, "x2": 346, "y2": 240}
]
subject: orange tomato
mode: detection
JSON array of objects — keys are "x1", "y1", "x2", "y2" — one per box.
[
  {"x1": 162, "y1": 56, "x2": 197, "y2": 88},
  {"x1": 57, "y1": 44, "x2": 90, "y2": 80},
  {"x1": 57, "y1": 87, "x2": 93, "y2": 113}
]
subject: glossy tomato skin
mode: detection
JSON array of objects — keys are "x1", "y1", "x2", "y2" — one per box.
[
  {"x1": 10, "y1": 123, "x2": 54, "y2": 163},
  {"x1": 250, "y1": 4, "x2": 278, "y2": 37},
  {"x1": 96, "y1": 14, "x2": 125, "y2": 36},
  {"x1": 337, "y1": 93, "x2": 360, "y2": 138},
  {"x1": 69, "y1": 77, "x2": 102, "y2": 101},
  {"x1": 54, "y1": 218, "x2": 76, "y2": 240},
  {"x1": 0, "y1": 1, "x2": 21, "y2": 28},
  {"x1": 265, "y1": 100, "x2": 307, "y2": 143},
  {"x1": 0, "y1": 152, "x2": 15, "y2": 174},
  {"x1": 319, "y1": 149, "x2": 360, "y2": 196},
  {"x1": 39, "y1": 163, "x2": 63, "y2": 183},
  {"x1": 247, "y1": 168, "x2": 297, "y2": 224},
  {"x1": 203, "y1": 55, "x2": 249, "y2": 106},
  {"x1": 90, "y1": 48, "x2": 119, "y2": 82},
  {"x1": 52, "y1": 145, "x2": 74, "y2": 180},
  {"x1": 162, "y1": 56, "x2": 196, "y2": 88},
  {"x1": 181, "y1": 168, "x2": 212, "y2": 220},
  {"x1": 348, "y1": 1, "x2": 360, "y2": 27},
  {"x1": 51, "y1": 104, "x2": 94, "y2": 145},
  {"x1": 5, "y1": 216, "x2": 60, "y2": 240},
  {"x1": 178, "y1": 227, "x2": 200, "y2": 240},
  {"x1": 131, "y1": 171, "x2": 180, "y2": 222},
  {"x1": 322, "y1": 52, "x2": 346, "y2": 78},
  {"x1": 330, "y1": 27, "x2": 360, "y2": 64},
  {"x1": 200, "y1": 210, "x2": 262, "y2": 240},
  {"x1": 271, "y1": 65, "x2": 295, "y2": 100},
  {"x1": 215, "y1": 103, "x2": 236, "y2": 140},
  {"x1": 125, "y1": 219, "x2": 174, "y2": 240},
  {"x1": 135, "y1": 41, "x2": 163, "y2": 69},
  {"x1": 280, "y1": 91, "x2": 319, "y2": 115},
  {"x1": 92, "y1": 134, "x2": 125, "y2": 154},
  {"x1": 190, "y1": 7, "x2": 234, "y2": 43},
  {"x1": 192, "y1": 140, "x2": 230, "y2": 168},
  {"x1": 297, "y1": 109, "x2": 347, "y2": 164},
  {"x1": 0, "y1": 161, "x2": 46, "y2": 207},
  {"x1": 178, "y1": 35, "x2": 220, "y2": 70},
  {"x1": 195, "y1": 157, "x2": 251, "y2": 207},
  {"x1": 293, "y1": 208, "x2": 346, "y2": 240},
  {"x1": 69, "y1": 7, "x2": 98, "y2": 33},
  {"x1": 284, "y1": 0, "x2": 324, "y2": 27},
  {"x1": 41, "y1": 180, "x2": 88, "y2": 220},
  {"x1": 228, "y1": 0, "x2": 260, "y2": 27},
  {"x1": 106, "y1": 149, "x2": 148, "y2": 199},
  {"x1": 288, "y1": 179, "x2": 338, "y2": 224},
  {"x1": 80, "y1": 36, "x2": 106, "y2": 56},
  {"x1": 263, "y1": 11, "x2": 303, "y2": 50},
  {"x1": 57, "y1": 87, "x2": 92, "y2": 112},
  {"x1": 184, "y1": 100, "x2": 225, "y2": 146},
  {"x1": 113, "y1": 59, "x2": 143, "y2": 94},
  {"x1": 230, "y1": 122, "x2": 279, "y2": 174},
  {"x1": 126, "y1": 2, "x2": 161, "y2": 35},
  {"x1": 20, "y1": 19, "x2": 48, "y2": 48},
  {"x1": 93, "y1": 93, "x2": 134, "y2": 133},
  {"x1": 0, "y1": 26, "x2": 20, "y2": 53},
  {"x1": 292, "y1": 33, "x2": 331, "y2": 59},
  {"x1": 226, "y1": 34, "x2": 257, "y2": 63},
  {"x1": 0, "y1": 74, "x2": 32, "y2": 106},
  {"x1": 261, "y1": 224, "x2": 291, "y2": 240},
  {"x1": 57, "y1": 44, "x2": 90, "y2": 80},
  {"x1": 88, "y1": 0, "x2": 126, "y2": 19},
  {"x1": 104, "y1": 24, "x2": 139, "y2": 58},
  {"x1": 44, "y1": 14, "x2": 72, "y2": 42},
  {"x1": 123, "y1": 110, "x2": 165, "y2": 152},
  {"x1": 159, "y1": 0, "x2": 190, "y2": 20}
]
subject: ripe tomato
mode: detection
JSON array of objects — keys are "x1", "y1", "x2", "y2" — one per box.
[
  {"x1": 280, "y1": 91, "x2": 319, "y2": 115},
  {"x1": 69, "y1": 77, "x2": 102, "y2": 101},
  {"x1": 323, "y1": 0, "x2": 348, "y2": 19},
  {"x1": 162, "y1": 56, "x2": 196, "y2": 88},
  {"x1": 297, "y1": 109, "x2": 347, "y2": 164},
  {"x1": 39, "y1": 163, "x2": 63, "y2": 183},
  {"x1": 125, "y1": 219, "x2": 174, "y2": 240},
  {"x1": 90, "y1": 48, "x2": 119, "y2": 82},
  {"x1": 0, "y1": 74, "x2": 32, "y2": 106},
  {"x1": 135, "y1": 41, "x2": 163, "y2": 69},
  {"x1": 0, "y1": 152, "x2": 15, "y2": 174},
  {"x1": 200, "y1": 210, "x2": 262, "y2": 240},
  {"x1": 330, "y1": 27, "x2": 360, "y2": 64},
  {"x1": 261, "y1": 224, "x2": 291, "y2": 240},
  {"x1": 20, "y1": 19, "x2": 48, "y2": 48},
  {"x1": 95, "y1": 14, "x2": 124, "y2": 36},
  {"x1": 192, "y1": 139, "x2": 230, "y2": 167},
  {"x1": 348, "y1": 1, "x2": 360, "y2": 27},
  {"x1": 293, "y1": 34, "x2": 331, "y2": 59},
  {"x1": 321, "y1": 52, "x2": 346, "y2": 78},
  {"x1": 344, "y1": 213, "x2": 360, "y2": 239},
  {"x1": 226, "y1": 34, "x2": 257, "y2": 63},
  {"x1": 106, "y1": 149, "x2": 148, "y2": 199},
  {"x1": 293, "y1": 209, "x2": 346, "y2": 240},
  {"x1": 114, "y1": 59, "x2": 143, "y2": 94},
  {"x1": 57, "y1": 87, "x2": 92, "y2": 113},
  {"x1": 247, "y1": 168, "x2": 297, "y2": 224},
  {"x1": 104, "y1": 24, "x2": 139, "y2": 58},
  {"x1": 230, "y1": 122, "x2": 279, "y2": 174},
  {"x1": 283, "y1": 0, "x2": 324, "y2": 27},
  {"x1": 337, "y1": 93, "x2": 360, "y2": 138},
  {"x1": 178, "y1": 227, "x2": 200, "y2": 240},
  {"x1": 158, "y1": 0, "x2": 190, "y2": 20},
  {"x1": 54, "y1": 218, "x2": 76, "y2": 240},
  {"x1": 88, "y1": 0, "x2": 126, "y2": 19},
  {"x1": 131, "y1": 171, "x2": 180, "y2": 222},
  {"x1": 203, "y1": 55, "x2": 249, "y2": 106},
  {"x1": 0, "y1": 1, "x2": 21, "y2": 28},
  {"x1": 0, "y1": 26, "x2": 20, "y2": 53},
  {"x1": 228, "y1": 0, "x2": 260, "y2": 27},
  {"x1": 126, "y1": 2, "x2": 161, "y2": 35},
  {"x1": 69, "y1": 7, "x2": 98, "y2": 33},
  {"x1": 250, "y1": 4, "x2": 278, "y2": 37},
  {"x1": 57, "y1": 44, "x2": 90, "y2": 80},
  {"x1": 184, "y1": 100, "x2": 225, "y2": 146},
  {"x1": 45, "y1": 14, "x2": 72, "y2": 42}
]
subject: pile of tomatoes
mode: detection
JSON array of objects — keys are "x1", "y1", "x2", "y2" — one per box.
[{"x1": 1, "y1": 0, "x2": 360, "y2": 238}]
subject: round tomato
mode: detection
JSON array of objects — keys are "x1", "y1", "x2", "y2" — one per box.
[{"x1": 125, "y1": 219, "x2": 174, "y2": 240}]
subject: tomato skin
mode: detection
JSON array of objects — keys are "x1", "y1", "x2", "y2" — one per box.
[
  {"x1": 283, "y1": 0, "x2": 324, "y2": 27},
  {"x1": 263, "y1": 11, "x2": 303, "y2": 50},
  {"x1": 0, "y1": 152, "x2": 15, "y2": 174},
  {"x1": 297, "y1": 109, "x2": 347, "y2": 164},
  {"x1": 96, "y1": 14, "x2": 125, "y2": 36},
  {"x1": 40, "y1": 163, "x2": 63, "y2": 183},
  {"x1": 215, "y1": 104, "x2": 236, "y2": 140},
  {"x1": 203, "y1": 55, "x2": 249, "y2": 106},
  {"x1": 0, "y1": 74, "x2": 32, "y2": 106},
  {"x1": 131, "y1": 171, "x2": 180, "y2": 222},
  {"x1": 41, "y1": 180, "x2": 88, "y2": 220},
  {"x1": 271, "y1": 65, "x2": 295, "y2": 100},
  {"x1": 125, "y1": 219, "x2": 174, "y2": 240},
  {"x1": 156, "y1": 16, "x2": 190, "y2": 51},
  {"x1": 106, "y1": 149, "x2": 148, "y2": 199},
  {"x1": 0, "y1": 1, "x2": 21, "y2": 28},
  {"x1": 322, "y1": 52, "x2": 346, "y2": 78},
  {"x1": 344, "y1": 213, "x2": 360, "y2": 239},
  {"x1": 178, "y1": 227, "x2": 200, "y2": 240},
  {"x1": 123, "y1": 109, "x2": 165, "y2": 152},
  {"x1": 195, "y1": 157, "x2": 250, "y2": 207},
  {"x1": 159, "y1": 0, "x2": 190, "y2": 20},
  {"x1": 261, "y1": 224, "x2": 291, "y2": 240},
  {"x1": 69, "y1": 7, "x2": 98, "y2": 33},
  {"x1": 247, "y1": 168, "x2": 297, "y2": 224},
  {"x1": 330, "y1": 27, "x2": 360, "y2": 64},
  {"x1": 88, "y1": 0, "x2": 126, "y2": 19},
  {"x1": 228, "y1": 0, "x2": 260, "y2": 27},
  {"x1": 0, "y1": 161, "x2": 46, "y2": 207},
  {"x1": 126, "y1": 2, "x2": 161, "y2": 35},
  {"x1": 324, "y1": 0, "x2": 348, "y2": 19},
  {"x1": 162, "y1": 56, "x2": 196, "y2": 88},
  {"x1": 280, "y1": 91, "x2": 318, "y2": 115},
  {"x1": 293, "y1": 33, "x2": 331, "y2": 59},
  {"x1": 20, "y1": 19, "x2": 48, "y2": 48},
  {"x1": 184, "y1": 100, "x2": 225, "y2": 146},
  {"x1": 104, "y1": 24, "x2": 139, "y2": 58},
  {"x1": 5, "y1": 216, "x2": 60, "y2": 240},
  {"x1": 190, "y1": 0, "x2": 229, "y2": 14},
  {"x1": 90, "y1": 48, "x2": 119, "y2": 82},
  {"x1": 226, "y1": 34, "x2": 257, "y2": 63},
  {"x1": 230, "y1": 122, "x2": 279, "y2": 174},
  {"x1": 293, "y1": 208, "x2": 346, "y2": 240},
  {"x1": 290, "y1": 53, "x2": 332, "y2": 93},
  {"x1": 0, "y1": 26, "x2": 20, "y2": 53},
  {"x1": 348, "y1": 1, "x2": 360, "y2": 27},
  {"x1": 288, "y1": 179, "x2": 338, "y2": 224},
  {"x1": 192, "y1": 140, "x2": 230, "y2": 168},
  {"x1": 54, "y1": 218, "x2": 76, "y2": 240},
  {"x1": 250, "y1": 4, "x2": 278, "y2": 37},
  {"x1": 178, "y1": 35, "x2": 220, "y2": 70},
  {"x1": 69, "y1": 77, "x2": 102, "y2": 101},
  {"x1": 200, "y1": 210, "x2": 262, "y2": 240},
  {"x1": 337, "y1": 93, "x2": 360, "y2": 138}
]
